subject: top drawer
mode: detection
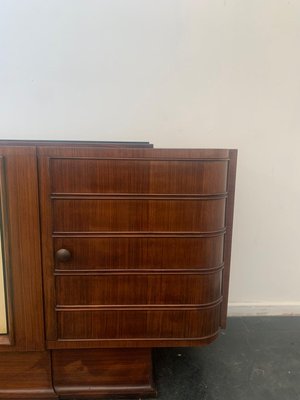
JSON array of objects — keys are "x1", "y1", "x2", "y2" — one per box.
[{"x1": 50, "y1": 159, "x2": 228, "y2": 195}]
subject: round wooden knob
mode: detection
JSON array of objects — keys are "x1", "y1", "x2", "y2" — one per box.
[{"x1": 56, "y1": 249, "x2": 71, "y2": 262}]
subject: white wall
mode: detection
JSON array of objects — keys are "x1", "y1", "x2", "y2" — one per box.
[{"x1": 1, "y1": 0, "x2": 300, "y2": 314}]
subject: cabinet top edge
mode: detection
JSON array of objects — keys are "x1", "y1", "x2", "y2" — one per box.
[
  {"x1": 0, "y1": 140, "x2": 154, "y2": 148},
  {"x1": 0, "y1": 140, "x2": 237, "y2": 152}
]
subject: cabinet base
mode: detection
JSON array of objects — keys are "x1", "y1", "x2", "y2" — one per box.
[
  {"x1": 52, "y1": 348, "x2": 157, "y2": 399},
  {"x1": 0, "y1": 348, "x2": 156, "y2": 399},
  {"x1": 0, "y1": 351, "x2": 57, "y2": 399}
]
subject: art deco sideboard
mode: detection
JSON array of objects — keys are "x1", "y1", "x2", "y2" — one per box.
[{"x1": 0, "y1": 140, "x2": 237, "y2": 399}]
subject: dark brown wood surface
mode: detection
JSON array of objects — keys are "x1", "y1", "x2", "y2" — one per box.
[
  {"x1": 52, "y1": 198, "x2": 226, "y2": 232},
  {"x1": 0, "y1": 351, "x2": 57, "y2": 399},
  {"x1": 37, "y1": 146, "x2": 236, "y2": 348},
  {"x1": 53, "y1": 235, "x2": 225, "y2": 270},
  {"x1": 0, "y1": 142, "x2": 237, "y2": 399},
  {"x1": 0, "y1": 146, "x2": 45, "y2": 351},
  {"x1": 57, "y1": 306, "x2": 221, "y2": 341},
  {"x1": 50, "y1": 158, "x2": 228, "y2": 194},
  {"x1": 52, "y1": 348, "x2": 156, "y2": 398},
  {"x1": 55, "y1": 272, "x2": 222, "y2": 305}
]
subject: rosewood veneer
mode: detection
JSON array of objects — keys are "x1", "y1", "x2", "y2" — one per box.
[{"x1": 0, "y1": 140, "x2": 237, "y2": 399}]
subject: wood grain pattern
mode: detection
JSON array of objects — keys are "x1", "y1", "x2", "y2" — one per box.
[
  {"x1": 57, "y1": 306, "x2": 221, "y2": 340},
  {"x1": 50, "y1": 158, "x2": 228, "y2": 194},
  {"x1": 0, "y1": 351, "x2": 57, "y2": 399},
  {"x1": 0, "y1": 142, "x2": 239, "y2": 399},
  {"x1": 53, "y1": 235, "x2": 225, "y2": 270},
  {"x1": 56, "y1": 272, "x2": 222, "y2": 306},
  {"x1": 52, "y1": 348, "x2": 156, "y2": 398},
  {"x1": 0, "y1": 147, "x2": 45, "y2": 351},
  {"x1": 37, "y1": 146, "x2": 230, "y2": 159},
  {"x1": 37, "y1": 146, "x2": 236, "y2": 349},
  {"x1": 53, "y1": 198, "x2": 226, "y2": 232}
]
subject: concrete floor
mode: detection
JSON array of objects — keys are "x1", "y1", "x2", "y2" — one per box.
[{"x1": 148, "y1": 317, "x2": 300, "y2": 400}]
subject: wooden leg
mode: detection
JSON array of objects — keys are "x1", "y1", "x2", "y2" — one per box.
[
  {"x1": 0, "y1": 351, "x2": 57, "y2": 399},
  {"x1": 52, "y1": 348, "x2": 157, "y2": 399}
]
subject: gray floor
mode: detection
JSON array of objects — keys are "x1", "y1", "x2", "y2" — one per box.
[{"x1": 148, "y1": 317, "x2": 300, "y2": 400}]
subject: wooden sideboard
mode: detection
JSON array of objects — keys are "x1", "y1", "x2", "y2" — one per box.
[{"x1": 0, "y1": 141, "x2": 237, "y2": 399}]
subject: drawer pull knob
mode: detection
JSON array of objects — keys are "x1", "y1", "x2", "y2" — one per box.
[{"x1": 56, "y1": 249, "x2": 71, "y2": 262}]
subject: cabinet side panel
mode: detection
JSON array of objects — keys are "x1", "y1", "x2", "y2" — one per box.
[
  {"x1": 38, "y1": 155, "x2": 58, "y2": 341},
  {"x1": 0, "y1": 147, "x2": 45, "y2": 351}
]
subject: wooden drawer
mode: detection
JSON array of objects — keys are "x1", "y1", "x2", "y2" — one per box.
[
  {"x1": 50, "y1": 159, "x2": 228, "y2": 195},
  {"x1": 57, "y1": 306, "x2": 221, "y2": 340},
  {"x1": 52, "y1": 198, "x2": 226, "y2": 232},
  {"x1": 55, "y1": 272, "x2": 222, "y2": 306},
  {"x1": 53, "y1": 236, "x2": 224, "y2": 270}
]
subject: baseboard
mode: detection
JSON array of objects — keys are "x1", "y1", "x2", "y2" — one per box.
[{"x1": 228, "y1": 302, "x2": 300, "y2": 316}]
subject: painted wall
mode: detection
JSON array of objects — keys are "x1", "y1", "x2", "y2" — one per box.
[{"x1": 0, "y1": 1, "x2": 299, "y2": 313}]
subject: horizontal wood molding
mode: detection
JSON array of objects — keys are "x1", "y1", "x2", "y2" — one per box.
[
  {"x1": 52, "y1": 229, "x2": 226, "y2": 237},
  {"x1": 47, "y1": 331, "x2": 220, "y2": 350},
  {"x1": 51, "y1": 193, "x2": 228, "y2": 200},
  {"x1": 54, "y1": 264, "x2": 225, "y2": 275},
  {"x1": 56, "y1": 298, "x2": 223, "y2": 311}
]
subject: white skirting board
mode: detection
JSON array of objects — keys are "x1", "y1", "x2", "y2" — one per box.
[{"x1": 228, "y1": 303, "x2": 300, "y2": 316}]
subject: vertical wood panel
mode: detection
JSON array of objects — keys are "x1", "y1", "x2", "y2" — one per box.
[
  {"x1": 0, "y1": 158, "x2": 9, "y2": 337},
  {"x1": 0, "y1": 147, "x2": 45, "y2": 351}
]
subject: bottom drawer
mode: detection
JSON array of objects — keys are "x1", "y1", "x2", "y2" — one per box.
[{"x1": 57, "y1": 306, "x2": 220, "y2": 340}]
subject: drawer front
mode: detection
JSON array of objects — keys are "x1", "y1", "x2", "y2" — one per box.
[
  {"x1": 56, "y1": 272, "x2": 222, "y2": 306},
  {"x1": 50, "y1": 159, "x2": 228, "y2": 195},
  {"x1": 57, "y1": 306, "x2": 220, "y2": 340},
  {"x1": 53, "y1": 198, "x2": 226, "y2": 232},
  {"x1": 54, "y1": 236, "x2": 224, "y2": 270}
]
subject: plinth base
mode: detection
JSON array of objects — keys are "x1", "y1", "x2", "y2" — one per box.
[
  {"x1": 0, "y1": 348, "x2": 156, "y2": 399},
  {"x1": 0, "y1": 351, "x2": 57, "y2": 399},
  {"x1": 52, "y1": 348, "x2": 156, "y2": 399}
]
